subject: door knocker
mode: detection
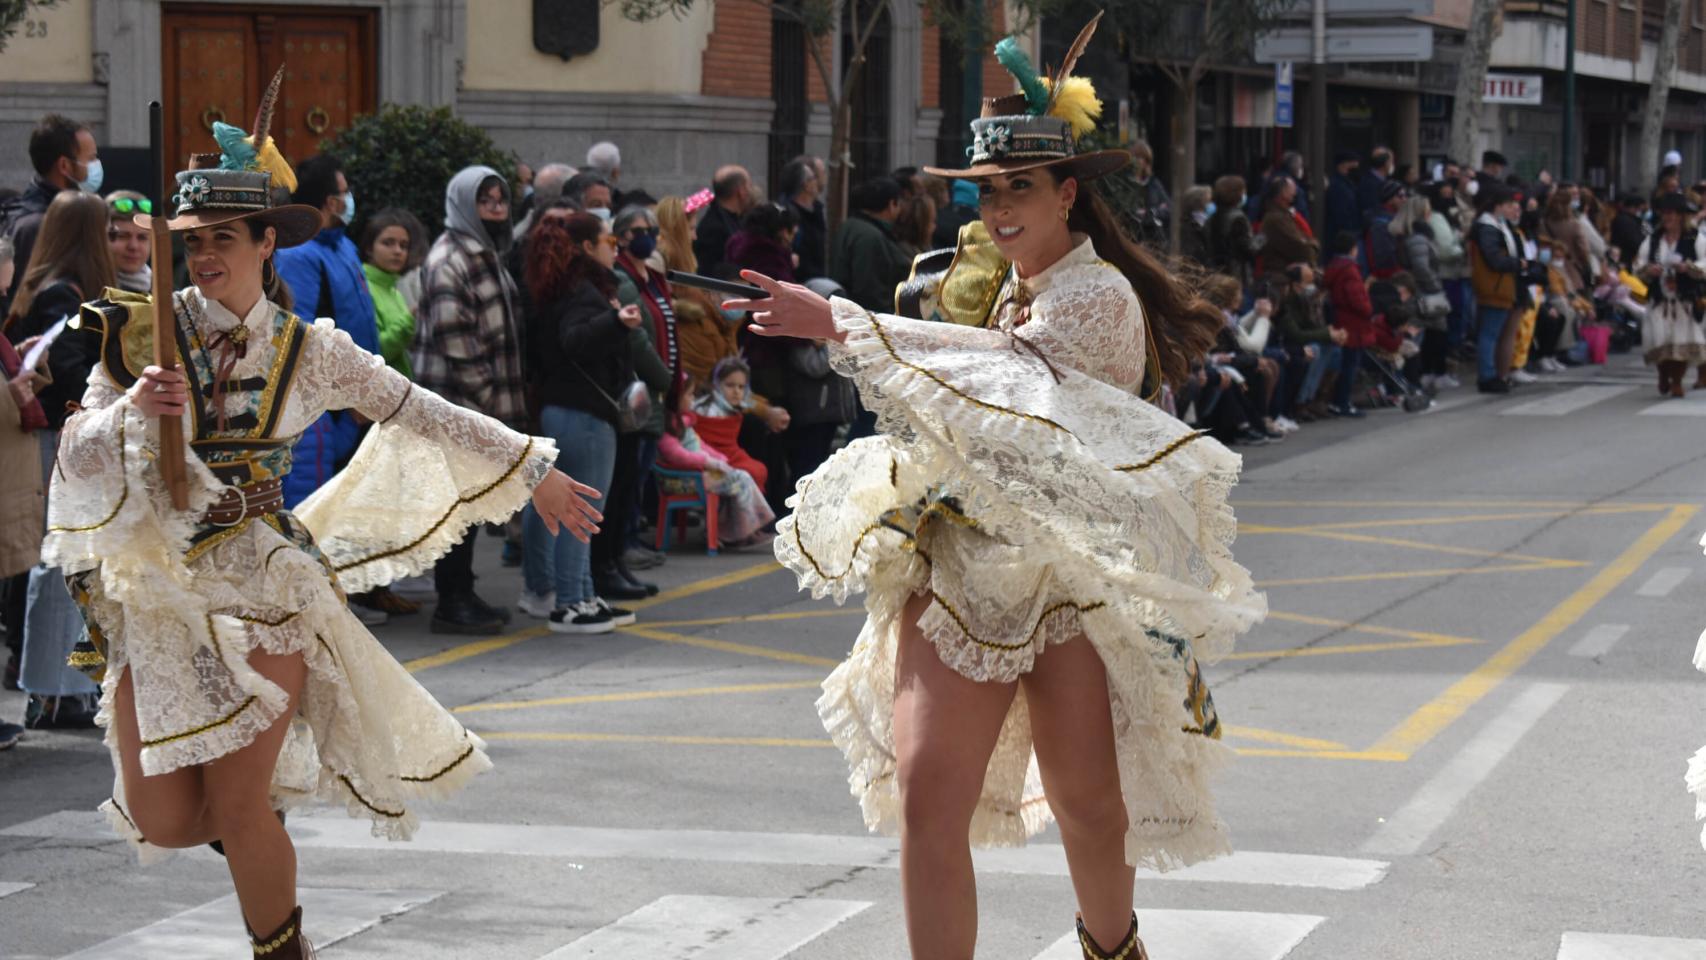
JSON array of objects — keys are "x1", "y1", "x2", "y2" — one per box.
[
  {"x1": 305, "y1": 106, "x2": 330, "y2": 134},
  {"x1": 199, "y1": 106, "x2": 227, "y2": 132}
]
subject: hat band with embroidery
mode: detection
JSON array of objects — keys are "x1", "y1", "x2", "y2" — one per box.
[
  {"x1": 172, "y1": 170, "x2": 273, "y2": 218},
  {"x1": 968, "y1": 116, "x2": 1075, "y2": 164}
]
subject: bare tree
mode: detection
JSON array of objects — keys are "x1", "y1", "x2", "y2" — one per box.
[
  {"x1": 1449, "y1": 0, "x2": 1500, "y2": 173},
  {"x1": 616, "y1": 0, "x2": 893, "y2": 227},
  {"x1": 1638, "y1": 0, "x2": 1686, "y2": 185}
]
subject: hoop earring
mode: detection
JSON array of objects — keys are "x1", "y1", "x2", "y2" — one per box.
[
  {"x1": 262, "y1": 258, "x2": 277, "y2": 290},
  {"x1": 1060, "y1": 207, "x2": 1070, "y2": 222}
]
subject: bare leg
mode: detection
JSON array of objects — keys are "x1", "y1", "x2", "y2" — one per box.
[
  {"x1": 892, "y1": 592, "x2": 1018, "y2": 960},
  {"x1": 1022, "y1": 636, "x2": 1135, "y2": 951},
  {"x1": 199, "y1": 649, "x2": 306, "y2": 937},
  {"x1": 109, "y1": 667, "x2": 213, "y2": 847}
]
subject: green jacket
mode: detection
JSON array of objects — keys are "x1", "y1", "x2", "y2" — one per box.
[
  {"x1": 364, "y1": 262, "x2": 415, "y2": 379},
  {"x1": 830, "y1": 212, "x2": 912, "y2": 312},
  {"x1": 1275, "y1": 288, "x2": 1333, "y2": 345}
]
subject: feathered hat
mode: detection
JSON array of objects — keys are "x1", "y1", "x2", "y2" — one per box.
[
  {"x1": 143, "y1": 67, "x2": 321, "y2": 248},
  {"x1": 924, "y1": 13, "x2": 1129, "y2": 182}
]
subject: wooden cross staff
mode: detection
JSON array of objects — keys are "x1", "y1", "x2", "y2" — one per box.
[{"x1": 149, "y1": 101, "x2": 189, "y2": 510}]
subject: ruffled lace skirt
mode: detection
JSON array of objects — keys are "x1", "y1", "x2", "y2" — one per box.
[
  {"x1": 775, "y1": 303, "x2": 1266, "y2": 871},
  {"x1": 1642, "y1": 299, "x2": 1706, "y2": 365}
]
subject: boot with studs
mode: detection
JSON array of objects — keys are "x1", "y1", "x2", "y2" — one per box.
[
  {"x1": 1077, "y1": 911, "x2": 1148, "y2": 960},
  {"x1": 250, "y1": 906, "x2": 315, "y2": 959}
]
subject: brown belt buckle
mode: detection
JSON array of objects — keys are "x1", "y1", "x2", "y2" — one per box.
[{"x1": 209, "y1": 484, "x2": 251, "y2": 528}]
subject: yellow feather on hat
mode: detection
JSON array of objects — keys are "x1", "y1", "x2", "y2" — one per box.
[
  {"x1": 250, "y1": 136, "x2": 297, "y2": 194},
  {"x1": 1041, "y1": 76, "x2": 1102, "y2": 140}
]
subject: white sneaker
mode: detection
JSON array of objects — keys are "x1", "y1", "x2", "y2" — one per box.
[
  {"x1": 517, "y1": 590, "x2": 555, "y2": 619},
  {"x1": 547, "y1": 600, "x2": 616, "y2": 635},
  {"x1": 1511, "y1": 369, "x2": 1539, "y2": 384},
  {"x1": 595, "y1": 597, "x2": 637, "y2": 627},
  {"x1": 1436, "y1": 373, "x2": 1462, "y2": 389},
  {"x1": 1544, "y1": 357, "x2": 1566, "y2": 373},
  {"x1": 1274, "y1": 415, "x2": 1301, "y2": 433}
]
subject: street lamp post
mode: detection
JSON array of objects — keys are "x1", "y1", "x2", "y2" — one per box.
[{"x1": 1563, "y1": 0, "x2": 1577, "y2": 181}]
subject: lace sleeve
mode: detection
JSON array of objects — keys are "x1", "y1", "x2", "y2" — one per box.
[
  {"x1": 1011, "y1": 268, "x2": 1145, "y2": 391},
  {"x1": 42, "y1": 364, "x2": 223, "y2": 576},
  {"x1": 292, "y1": 322, "x2": 558, "y2": 594}
]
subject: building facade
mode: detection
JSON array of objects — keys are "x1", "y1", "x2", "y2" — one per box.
[
  {"x1": 1487, "y1": 0, "x2": 1706, "y2": 190},
  {"x1": 0, "y1": 0, "x2": 1025, "y2": 202}
]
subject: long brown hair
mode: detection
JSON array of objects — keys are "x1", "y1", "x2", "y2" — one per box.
[
  {"x1": 6, "y1": 191, "x2": 115, "y2": 327},
  {"x1": 656, "y1": 195, "x2": 696, "y2": 273},
  {"x1": 1058, "y1": 171, "x2": 1222, "y2": 391}
]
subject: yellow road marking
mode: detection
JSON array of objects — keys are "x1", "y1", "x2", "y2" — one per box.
[
  {"x1": 1366, "y1": 503, "x2": 1699, "y2": 759},
  {"x1": 621, "y1": 624, "x2": 842, "y2": 668},
  {"x1": 1249, "y1": 505, "x2": 1666, "y2": 534},
  {"x1": 455, "y1": 680, "x2": 821, "y2": 715},
  {"x1": 1235, "y1": 525, "x2": 1576, "y2": 569},
  {"x1": 638, "y1": 609, "x2": 864, "y2": 629},
  {"x1": 479, "y1": 731, "x2": 836, "y2": 748},
  {"x1": 1235, "y1": 499, "x2": 1678, "y2": 510},
  {"x1": 1221, "y1": 636, "x2": 1479, "y2": 661},
  {"x1": 1257, "y1": 562, "x2": 1561, "y2": 588},
  {"x1": 403, "y1": 559, "x2": 784, "y2": 674},
  {"x1": 1264, "y1": 611, "x2": 1478, "y2": 645},
  {"x1": 1222, "y1": 725, "x2": 1349, "y2": 751},
  {"x1": 1234, "y1": 747, "x2": 1407, "y2": 761}
]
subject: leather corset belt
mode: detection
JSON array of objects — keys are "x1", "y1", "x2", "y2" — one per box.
[{"x1": 201, "y1": 477, "x2": 285, "y2": 527}]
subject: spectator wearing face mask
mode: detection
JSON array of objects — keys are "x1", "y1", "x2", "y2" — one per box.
[
  {"x1": 566, "y1": 172, "x2": 614, "y2": 222},
  {"x1": 104, "y1": 190, "x2": 154, "y2": 293},
  {"x1": 275, "y1": 155, "x2": 381, "y2": 512},
  {"x1": 1180, "y1": 186, "x2": 1212, "y2": 267},
  {"x1": 1207, "y1": 175, "x2": 1255, "y2": 290},
  {"x1": 3, "y1": 114, "x2": 101, "y2": 303},
  {"x1": 1258, "y1": 175, "x2": 1317, "y2": 283},
  {"x1": 414, "y1": 166, "x2": 526, "y2": 634}
]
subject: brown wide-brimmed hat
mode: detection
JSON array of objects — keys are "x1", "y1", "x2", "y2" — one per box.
[
  {"x1": 137, "y1": 156, "x2": 321, "y2": 249},
  {"x1": 922, "y1": 13, "x2": 1130, "y2": 183},
  {"x1": 922, "y1": 99, "x2": 1132, "y2": 182}
]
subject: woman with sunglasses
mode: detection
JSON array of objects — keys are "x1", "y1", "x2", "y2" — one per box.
[
  {"x1": 519, "y1": 212, "x2": 647, "y2": 634},
  {"x1": 105, "y1": 191, "x2": 154, "y2": 294}
]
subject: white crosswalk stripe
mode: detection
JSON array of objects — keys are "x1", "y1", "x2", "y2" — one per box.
[
  {"x1": 1638, "y1": 393, "x2": 1706, "y2": 416},
  {"x1": 0, "y1": 810, "x2": 1390, "y2": 891},
  {"x1": 1030, "y1": 910, "x2": 1325, "y2": 960},
  {"x1": 1558, "y1": 931, "x2": 1706, "y2": 958},
  {"x1": 1501, "y1": 386, "x2": 1632, "y2": 416},
  {"x1": 58, "y1": 887, "x2": 441, "y2": 959},
  {"x1": 1567, "y1": 624, "x2": 1631, "y2": 658},
  {"x1": 1636, "y1": 567, "x2": 1691, "y2": 597},
  {"x1": 537, "y1": 895, "x2": 870, "y2": 959},
  {"x1": 0, "y1": 881, "x2": 34, "y2": 899}
]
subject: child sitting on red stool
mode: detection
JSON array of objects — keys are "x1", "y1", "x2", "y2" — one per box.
[
  {"x1": 661, "y1": 376, "x2": 775, "y2": 549},
  {"x1": 690, "y1": 357, "x2": 772, "y2": 491}
]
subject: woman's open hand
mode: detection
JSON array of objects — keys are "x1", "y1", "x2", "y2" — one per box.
[
  {"x1": 129, "y1": 365, "x2": 188, "y2": 418},
  {"x1": 724, "y1": 271, "x2": 843, "y2": 343},
  {"x1": 531, "y1": 468, "x2": 603, "y2": 542}
]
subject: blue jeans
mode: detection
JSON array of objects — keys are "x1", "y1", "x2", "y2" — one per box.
[
  {"x1": 1334, "y1": 348, "x2": 1365, "y2": 408},
  {"x1": 1477, "y1": 306, "x2": 1511, "y2": 382},
  {"x1": 523, "y1": 405, "x2": 616, "y2": 606},
  {"x1": 1444, "y1": 278, "x2": 1471, "y2": 348},
  {"x1": 1296, "y1": 343, "x2": 1341, "y2": 404}
]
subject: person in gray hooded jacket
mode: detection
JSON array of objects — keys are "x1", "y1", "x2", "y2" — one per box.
[{"x1": 412, "y1": 165, "x2": 525, "y2": 633}]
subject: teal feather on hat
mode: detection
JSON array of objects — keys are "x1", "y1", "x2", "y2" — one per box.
[{"x1": 995, "y1": 37, "x2": 1049, "y2": 115}]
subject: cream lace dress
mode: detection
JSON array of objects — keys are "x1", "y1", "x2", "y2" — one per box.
[
  {"x1": 44, "y1": 288, "x2": 556, "y2": 862},
  {"x1": 778, "y1": 236, "x2": 1266, "y2": 869}
]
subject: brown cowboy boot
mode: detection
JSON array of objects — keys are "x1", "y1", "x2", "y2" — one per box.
[
  {"x1": 1694, "y1": 364, "x2": 1706, "y2": 390},
  {"x1": 1660, "y1": 361, "x2": 1674, "y2": 397},
  {"x1": 250, "y1": 906, "x2": 315, "y2": 959},
  {"x1": 1077, "y1": 912, "x2": 1148, "y2": 960}
]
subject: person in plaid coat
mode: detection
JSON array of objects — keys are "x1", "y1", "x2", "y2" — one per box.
[{"x1": 412, "y1": 165, "x2": 527, "y2": 633}]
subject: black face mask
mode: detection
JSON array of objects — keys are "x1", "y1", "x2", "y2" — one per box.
[{"x1": 482, "y1": 219, "x2": 509, "y2": 247}]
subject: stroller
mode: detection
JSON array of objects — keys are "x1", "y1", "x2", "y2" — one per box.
[{"x1": 1362, "y1": 279, "x2": 1433, "y2": 413}]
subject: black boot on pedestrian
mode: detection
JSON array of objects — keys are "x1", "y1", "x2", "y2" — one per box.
[
  {"x1": 593, "y1": 564, "x2": 650, "y2": 601},
  {"x1": 615, "y1": 560, "x2": 660, "y2": 597},
  {"x1": 466, "y1": 591, "x2": 512, "y2": 625},
  {"x1": 431, "y1": 592, "x2": 505, "y2": 636},
  {"x1": 1077, "y1": 912, "x2": 1147, "y2": 960},
  {"x1": 1477, "y1": 377, "x2": 1510, "y2": 394}
]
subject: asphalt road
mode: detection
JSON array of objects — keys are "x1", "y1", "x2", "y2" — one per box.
[{"x1": 4, "y1": 353, "x2": 1706, "y2": 959}]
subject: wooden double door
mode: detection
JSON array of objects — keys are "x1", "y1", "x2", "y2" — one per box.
[{"x1": 162, "y1": 4, "x2": 377, "y2": 173}]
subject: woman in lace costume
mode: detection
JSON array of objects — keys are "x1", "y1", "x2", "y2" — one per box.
[
  {"x1": 722, "y1": 20, "x2": 1264, "y2": 960},
  {"x1": 43, "y1": 133, "x2": 600, "y2": 958}
]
